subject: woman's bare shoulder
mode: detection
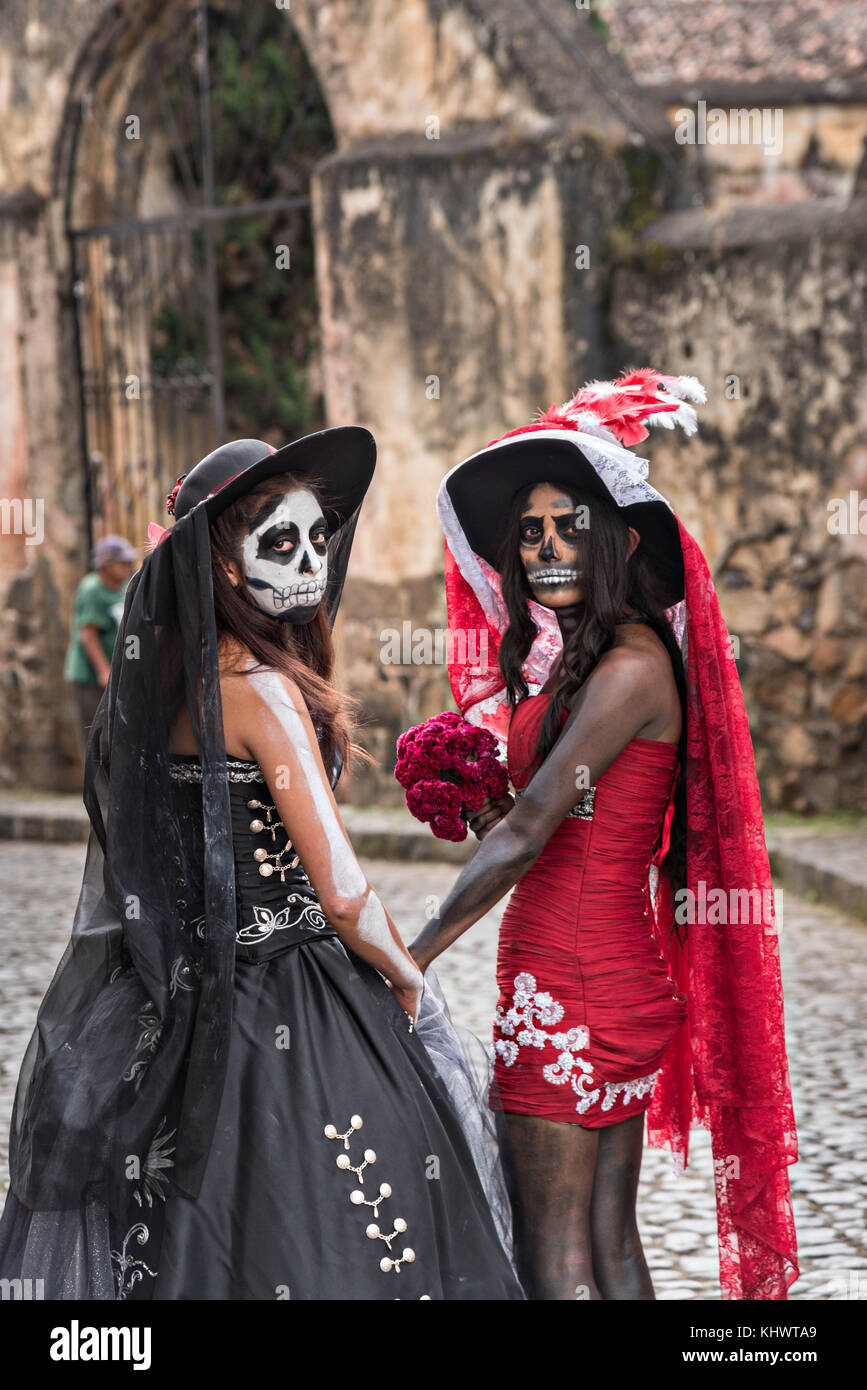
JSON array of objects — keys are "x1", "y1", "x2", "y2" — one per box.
[
  {"x1": 613, "y1": 620, "x2": 674, "y2": 670},
  {"x1": 219, "y1": 653, "x2": 307, "y2": 728}
]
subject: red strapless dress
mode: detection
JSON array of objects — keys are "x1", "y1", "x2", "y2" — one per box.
[{"x1": 492, "y1": 692, "x2": 688, "y2": 1128}]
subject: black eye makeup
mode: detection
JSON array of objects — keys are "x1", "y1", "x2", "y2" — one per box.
[
  {"x1": 256, "y1": 523, "x2": 298, "y2": 556},
  {"x1": 519, "y1": 512, "x2": 581, "y2": 545},
  {"x1": 255, "y1": 516, "x2": 327, "y2": 556},
  {"x1": 554, "y1": 514, "x2": 581, "y2": 540}
]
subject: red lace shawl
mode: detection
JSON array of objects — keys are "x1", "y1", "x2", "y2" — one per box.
[{"x1": 646, "y1": 522, "x2": 798, "y2": 1299}]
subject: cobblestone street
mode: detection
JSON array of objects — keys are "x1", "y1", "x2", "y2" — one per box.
[{"x1": 1, "y1": 842, "x2": 864, "y2": 1300}]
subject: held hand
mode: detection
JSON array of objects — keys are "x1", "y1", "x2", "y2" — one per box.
[
  {"x1": 408, "y1": 941, "x2": 433, "y2": 975},
  {"x1": 388, "y1": 976, "x2": 424, "y2": 1026},
  {"x1": 467, "y1": 793, "x2": 515, "y2": 841}
]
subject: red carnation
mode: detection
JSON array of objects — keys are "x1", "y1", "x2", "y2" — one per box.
[{"x1": 394, "y1": 711, "x2": 509, "y2": 841}]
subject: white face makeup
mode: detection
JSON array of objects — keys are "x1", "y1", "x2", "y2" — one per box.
[{"x1": 240, "y1": 488, "x2": 328, "y2": 622}]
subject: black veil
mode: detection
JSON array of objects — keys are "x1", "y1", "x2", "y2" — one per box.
[{"x1": 5, "y1": 491, "x2": 365, "y2": 1234}]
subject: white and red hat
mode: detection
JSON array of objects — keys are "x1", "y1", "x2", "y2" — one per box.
[{"x1": 436, "y1": 368, "x2": 706, "y2": 745}]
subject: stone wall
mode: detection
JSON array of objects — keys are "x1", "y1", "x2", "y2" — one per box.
[
  {"x1": 0, "y1": 190, "x2": 87, "y2": 790},
  {"x1": 0, "y1": 0, "x2": 659, "y2": 792},
  {"x1": 609, "y1": 197, "x2": 867, "y2": 811},
  {"x1": 313, "y1": 127, "x2": 659, "y2": 800}
]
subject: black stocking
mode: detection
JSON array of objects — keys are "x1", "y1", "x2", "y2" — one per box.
[
  {"x1": 590, "y1": 1111, "x2": 655, "y2": 1299},
  {"x1": 501, "y1": 1112, "x2": 601, "y2": 1300}
]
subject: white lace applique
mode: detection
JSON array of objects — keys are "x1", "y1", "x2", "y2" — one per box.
[
  {"x1": 600, "y1": 1072, "x2": 658, "y2": 1112},
  {"x1": 494, "y1": 972, "x2": 658, "y2": 1116},
  {"x1": 111, "y1": 1222, "x2": 158, "y2": 1299},
  {"x1": 494, "y1": 972, "x2": 600, "y2": 1114}
]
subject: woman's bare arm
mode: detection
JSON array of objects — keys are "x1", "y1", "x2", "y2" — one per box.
[
  {"x1": 409, "y1": 645, "x2": 666, "y2": 970},
  {"x1": 225, "y1": 665, "x2": 424, "y2": 1015}
]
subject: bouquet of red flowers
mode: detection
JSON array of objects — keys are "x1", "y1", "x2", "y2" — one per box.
[{"x1": 394, "y1": 711, "x2": 509, "y2": 842}]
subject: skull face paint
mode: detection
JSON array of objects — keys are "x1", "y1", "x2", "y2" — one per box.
[
  {"x1": 520, "y1": 482, "x2": 586, "y2": 610},
  {"x1": 240, "y1": 488, "x2": 328, "y2": 622}
]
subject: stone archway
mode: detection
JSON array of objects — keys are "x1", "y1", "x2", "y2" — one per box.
[
  {"x1": 61, "y1": 1, "x2": 337, "y2": 550},
  {"x1": 0, "y1": 0, "x2": 662, "y2": 791}
]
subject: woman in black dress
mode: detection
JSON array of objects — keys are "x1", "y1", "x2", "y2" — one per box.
[{"x1": 0, "y1": 430, "x2": 521, "y2": 1301}]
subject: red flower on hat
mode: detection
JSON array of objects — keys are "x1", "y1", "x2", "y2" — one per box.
[{"x1": 166, "y1": 475, "x2": 187, "y2": 516}]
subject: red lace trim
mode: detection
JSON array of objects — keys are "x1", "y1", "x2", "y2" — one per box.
[
  {"x1": 444, "y1": 543, "x2": 504, "y2": 711},
  {"x1": 647, "y1": 521, "x2": 799, "y2": 1300}
]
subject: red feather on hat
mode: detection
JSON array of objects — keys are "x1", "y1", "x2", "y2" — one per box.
[{"x1": 495, "y1": 368, "x2": 707, "y2": 449}]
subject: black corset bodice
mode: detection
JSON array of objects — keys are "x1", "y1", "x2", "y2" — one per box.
[{"x1": 168, "y1": 755, "x2": 338, "y2": 961}]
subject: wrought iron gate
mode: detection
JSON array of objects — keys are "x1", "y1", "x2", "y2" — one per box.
[
  {"x1": 70, "y1": 199, "x2": 308, "y2": 547},
  {"x1": 67, "y1": 0, "x2": 321, "y2": 550}
]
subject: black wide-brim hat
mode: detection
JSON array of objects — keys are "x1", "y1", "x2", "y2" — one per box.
[
  {"x1": 170, "y1": 427, "x2": 376, "y2": 530},
  {"x1": 439, "y1": 432, "x2": 685, "y2": 607}
]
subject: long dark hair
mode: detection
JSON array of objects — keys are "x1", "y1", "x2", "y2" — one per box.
[
  {"x1": 497, "y1": 480, "x2": 686, "y2": 891},
  {"x1": 209, "y1": 472, "x2": 357, "y2": 773}
]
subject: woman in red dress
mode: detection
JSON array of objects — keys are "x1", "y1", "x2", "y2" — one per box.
[{"x1": 410, "y1": 370, "x2": 799, "y2": 1301}]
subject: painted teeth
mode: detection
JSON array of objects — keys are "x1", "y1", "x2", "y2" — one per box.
[
  {"x1": 275, "y1": 582, "x2": 326, "y2": 606},
  {"x1": 531, "y1": 572, "x2": 580, "y2": 584}
]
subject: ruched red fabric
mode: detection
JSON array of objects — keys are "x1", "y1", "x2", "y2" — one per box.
[{"x1": 491, "y1": 694, "x2": 686, "y2": 1129}]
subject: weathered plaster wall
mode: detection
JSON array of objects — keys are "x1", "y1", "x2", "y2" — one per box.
[
  {"x1": 609, "y1": 197, "x2": 867, "y2": 811},
  {"x1": 312, "y1": 129, "x2": 647, "y2": 798},
  {"x1": 0, "y1": 0, "x2": 657, "y2": 791}
]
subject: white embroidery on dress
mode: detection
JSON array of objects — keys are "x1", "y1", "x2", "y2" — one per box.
[
  {"x1": 123, "y1": 1001, "x2": 162, "y2": 1090},
  {"x1": 494, "y1": 972, "x2": 658, "y2": 1117},
  {"x1": 168, "y1": 759, "x2": 266, "y2": 784},
  {"x1": 111, "y1": 1223, "x2": 158, "y2": 1299},
  {"x1": 132, "y1": 1116, "x2": 176, "y2": 1207},
  {"x1": 600, "y1": 1072, "x2": 658, "y2": 1112},
  {"x1": 169, "y1": 956, "x2": 198, "y2": 997},
  {"x1": 236, "y1": 895, "x2": 328, "y2": 945}
]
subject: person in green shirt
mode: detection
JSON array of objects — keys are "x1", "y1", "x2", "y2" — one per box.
[{"x1": 65, "y1": 534, "x2": 138, "y2": 744}]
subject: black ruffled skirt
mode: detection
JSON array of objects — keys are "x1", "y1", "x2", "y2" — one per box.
[{"x1": 0, "y1": 935, "x2": 521, "y2": 1301}]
